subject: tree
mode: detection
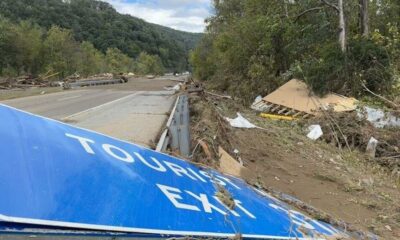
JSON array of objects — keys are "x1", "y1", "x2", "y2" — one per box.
[
  {"x1": 191, "y1": 0, "x2": 399, "y2": 101},
  {"x1": 79, "y1": 41, "x2": 106, "y2": 76},
  {"x1": 42, "y1": 26, "x2": 81, "y2": 77},
  {"x1": 338, "y1": 0, "x2": 346, "y2": 52},
  {"x1": 14, "y1": 21, "x2": 43, "y2": 75},
  {"x1": 135, "y1": 52, "x2": 165, "y2": 75},
  {"x1": 360, "y1": 0, "x2": 369, "y2": 37},
  {"x1": 0, "y1": 0, "x2": 201, "y2": 71},
  {"x1": 105, "y1": 48, "x2": 134, "y2": 74},
  {"x1": 0, "y1": 19, "x2": 43, "y2": 76},
  {"x1": 0, "y1": 18, "x2": 18, "y2": 76}
]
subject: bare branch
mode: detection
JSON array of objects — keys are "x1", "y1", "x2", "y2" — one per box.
[
  {"x1": 320, "y1": 0, "x2": 339, "y2": 12},
  {"x1": 361, "y1": 82, "x2": 399, "y2": 110},
  {"x1": 295, "y1": 7, "x2": 324, "y2": 22}
]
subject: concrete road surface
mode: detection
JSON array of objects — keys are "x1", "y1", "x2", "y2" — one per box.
[
  {"x1": 64, "y1": 91, "x2": 175, "y2": 147},
  {"x1": 1, "y1": 88, "x2": 177, "y2": 147},
  {"x1": 1, "y1": 89, "x2": 134, "y2": 119}
]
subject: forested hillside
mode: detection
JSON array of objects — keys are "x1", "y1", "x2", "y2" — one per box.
[
  {"x1": 191, "y1": 0, "x2": 400, "y2": 102},
  {"x1": 0, "y1": 0, "x2": 201, "y2": 77}
]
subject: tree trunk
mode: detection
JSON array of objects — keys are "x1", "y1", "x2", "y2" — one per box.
[
  {"x1": 360, "y1": 0, "x2": 369, "y2": 37},
  {"x1": 338, "y1": 0, "x2": 346, "y2": 52}
]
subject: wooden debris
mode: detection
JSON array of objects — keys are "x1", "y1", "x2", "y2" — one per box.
[
  {"x1": 198, "y1": 139, "x2": 212, "y2": 161},
  {"x1": 218, "y1": 146, "x2": 243, "y2": 177},
  {"x1": 205, "y1": 91, "x2": 232, "y2": 99},
  {"x1": 0, "y1": 72, "x2": 60, "y2": 90}
]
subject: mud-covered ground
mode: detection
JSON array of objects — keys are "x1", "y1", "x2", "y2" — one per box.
[{"x1": 189, "y1": 93, "x2": 400, "y2": 239}]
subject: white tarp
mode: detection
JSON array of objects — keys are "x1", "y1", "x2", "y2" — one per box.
[
  {"x1": 366, "y1": 137, "x2": 379, "y2": 157},
  {"x1": 307, "y1": 125, "x2": 323, "y2": 140},
  {"x1": 225, "y1": 113, "x2": 257, "y2": 129},
  {"x1": 358, "y1": 107, "x2": 400, "y2": 128}
]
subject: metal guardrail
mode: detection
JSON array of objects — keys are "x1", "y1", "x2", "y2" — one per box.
[
  {"x1": 67, "y1": 79, "x2": 125, "y2": 88},
  {"x1": 156, "y1": 95, "x2": 190, "y2": 157}
]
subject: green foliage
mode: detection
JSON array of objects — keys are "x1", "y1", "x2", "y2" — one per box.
[
  {"x1": 0, "y1": 18, "x2": 165, "y2": 78},
  {"x1": 189, "y1": 36, "x2": 216, "y2": 81},
  {"x1": 0, "y1": 18, "x2": 42, "y2": 76},
  {"x1": 79, "y1": 41, "x2": 106, "y2": 77},
  {"x1": 135, "y1": 52, "x2": 165, "y2": 75},
  {"x1": 296, "y1": 39, "x2": 393, "y2": 97},
  {"x1": 105, "y1": 48, "x2": 134, "y2": 74},
  {"x1": 0, "y1": 0, "x2": 201, "y2": 71},
  {"x1": 192, "y1": 0, "x2": 400, "y2": 102},
  {"x1": 42, "y1": 26, "x2": 81, "y2": 77}
]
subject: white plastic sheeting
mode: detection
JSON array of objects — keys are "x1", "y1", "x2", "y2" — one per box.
[
  {"x1": 366, "y1": 137, "x2": 379, "y2": 157},
  {"x1": 225, "y1": 113, "x2": 257, "y2": 129},
  {"x1": 250, "y1": 95, "x2": 264, "y2": 111},
  {"x1": 307, "y1": 125, "x2": 323, "y2": 140},
  {"x1": 358, "y1": 107, "x2": 400, "y2": 128}
]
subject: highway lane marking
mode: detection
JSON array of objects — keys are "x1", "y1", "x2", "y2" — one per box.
[
  {"x1": 62, "y1": 91, "x2": 144, "y2": 121},
  {"x1": 57, "y1": 95, "x2": 82, "y2": 102}
]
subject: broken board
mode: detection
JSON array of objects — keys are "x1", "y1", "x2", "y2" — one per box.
[
  {"x1": 218, "y1": 147, "x2": 243, "y2": 177},
  {"x1": 261, "y1": 79, "x2": 357, "y2": 115}
]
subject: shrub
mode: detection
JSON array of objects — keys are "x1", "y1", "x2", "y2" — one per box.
[{"x1": 295, "y1": 39, "x2": 393, "y2": 97}]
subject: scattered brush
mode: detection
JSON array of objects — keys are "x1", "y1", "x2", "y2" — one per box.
[
  {"x1": 215, "y1": 185, "x2": 235, "y2": 210},
  {"x1": 306, "y1": 110, "x2": 400, "y2": 176}
]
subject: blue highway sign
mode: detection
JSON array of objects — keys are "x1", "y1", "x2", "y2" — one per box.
[{"x1": 0, "y1": 104, "x2": 343, "y2": 239}]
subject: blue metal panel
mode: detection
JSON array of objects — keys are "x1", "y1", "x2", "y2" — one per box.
[{"x1": 0, "y1": 104, "x2": 343, "y2": 239}]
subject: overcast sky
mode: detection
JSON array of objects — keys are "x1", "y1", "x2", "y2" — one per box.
[{"x1": 103, "y1": 0, "x2": 212, "y2": 33}]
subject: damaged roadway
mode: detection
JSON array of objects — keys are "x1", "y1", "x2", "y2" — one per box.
[
  {"x1": 1, "y1": 76, "x2": 399, "y2": 239},
  {"x1": 1, "y1": 77, "x2": 179, "y2": 147}
]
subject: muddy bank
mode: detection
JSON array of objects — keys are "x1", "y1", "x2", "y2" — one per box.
[{"x1": 189, "y1": 94, "x2": 400, "y2": 239}]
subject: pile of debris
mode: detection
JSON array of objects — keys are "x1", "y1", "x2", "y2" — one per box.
[
  {"x1": 251, "y1": 79, "x2": 357, "y2": 119},
  {"x1": 312, "y1": 111, "x2": 400, "y2": 174},
  {"x1": 251, "y1": 79, "x2": 400, "y2": 176},
  {"x1": 0, "y1": 73, "x2": 59, "y2": 90},
  {"x1": 0, "y1": 72, "x2": 132, "y2": 91},
  {"x1": 187, "y1": 81, "x2": 400, "y2": 238},
  {"x1": 63, "y1": 73, "x2": 128, "y2": 89}
]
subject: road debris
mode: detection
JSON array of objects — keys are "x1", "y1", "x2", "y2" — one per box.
[
  {"x1": 225, "y1": 113, "x2": 257, "y2": 129},
  {"x1": 252, "y1": 79, "x2": 357, "y2": 118},
  {"x1": 366, "y1": 137, "x2": 379, "y2": 158},
  {"x1": 63, "y1": 73, "x2": 128, "y2": 89},
  {"x1": 251, "y1": 95, "x2": 263, "y2": 107},
  {"x1": 205, "y1": 91, "x2": 232, "y2": 99},
  {"x1": 307, "y1": 125, "x2": 323, "y2": 140},
  {"x1": 260, "y1": 113, "x2": 297, "y2": 121},
  {"x1": 358, "y1": 106, "x2": 400, "y2": 128},
  {"x1": 310, "y1": 111, "x2": 400, "y2": 175},
  {"x1": 187, "y1": 82, "x2": 204, "y2": 93},
  {"x1": 215, "y1": 185, "x2": 235, "y2": 210},
  {"x1": 218, "y1": 146, "x2": 243, "y2": 177},
  {"x1": 164, "y1": 83, "x2": 182, "y2": 92},
  {"x1": 0, "y1": 72, "x2": 60, "y2": 89},
  {"x1": 189, "y1": 88, "x2": 400, "y2": 239},
  {"x1": 198, "y1": 139, "x2": 213, "y2": 161}
]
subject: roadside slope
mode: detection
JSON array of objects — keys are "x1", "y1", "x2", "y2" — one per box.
[{"x1": 190, "y1": 95, "x2": 400, "y2": 239}]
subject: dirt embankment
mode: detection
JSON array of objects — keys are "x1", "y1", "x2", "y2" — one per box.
[{"x1": 189, "y1": 94, "x2": 400, "y2": 239}]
